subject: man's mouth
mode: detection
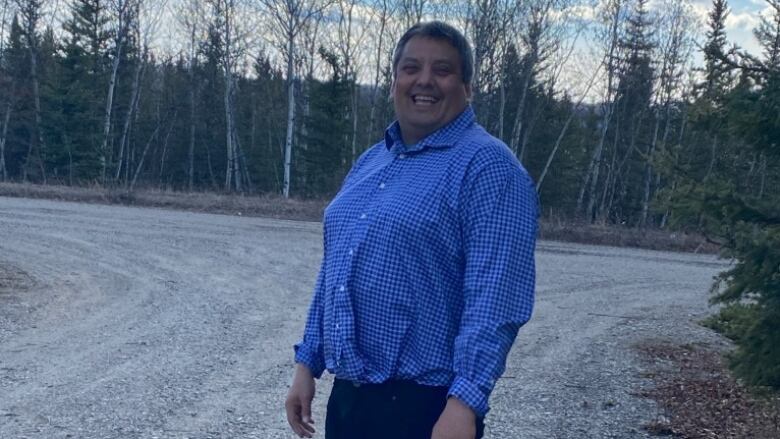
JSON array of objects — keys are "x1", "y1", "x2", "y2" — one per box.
[{"x1": 412, "y1": 95, "x2": 439, "y2": 106}]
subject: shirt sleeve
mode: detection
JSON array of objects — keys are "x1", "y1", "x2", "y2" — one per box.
[
  {"x1": 449, "y1": 158, "x2": 538, "y2": 417},
  {"x1": 293, "y1": 227, "x2": 328, "y2": 378}
]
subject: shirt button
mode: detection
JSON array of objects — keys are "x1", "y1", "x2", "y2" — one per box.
[
  {"x1": 379, "y1": 182, "x2": 386, "y2": 189},
  {"x1": 399, "y1": 154, "x2": 406, "y2": 159},
  {"x1": 339, "y1": 285, "x2": 345, "y2": 292},
  {"x1": 349, "y1": 249, "x2": 354, "y2": 256},
  {"x1": 360, "y1": 213, "x2": 367, "y2": 219}
]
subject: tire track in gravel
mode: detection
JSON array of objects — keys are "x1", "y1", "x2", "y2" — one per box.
[{"x1": 0, "y1": 196, "x2": 728, "y2": 438}]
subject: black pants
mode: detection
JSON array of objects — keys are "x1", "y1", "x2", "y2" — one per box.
[{"x1": 325, "y1": 378, "x2": 485, "y2": 439}]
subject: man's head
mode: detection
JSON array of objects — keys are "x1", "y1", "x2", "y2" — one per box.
[{"x1": 390, "y1": 21, "x2": 474, "y2": 145}]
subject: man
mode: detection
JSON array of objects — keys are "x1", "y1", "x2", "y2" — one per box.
[{"x1": 285, "y1": 21, "x2": 538, "y2": 439}]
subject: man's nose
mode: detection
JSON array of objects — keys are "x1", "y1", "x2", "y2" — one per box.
[{"x1": 416, "y1": 66, "x2": 434, "y2": 86}]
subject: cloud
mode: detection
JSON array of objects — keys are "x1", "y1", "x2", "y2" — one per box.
[
  {"x1": 569, "y1": 4, "x2": 599, "y2": 22},
  {"x1": 726, "y1": 11, "x2": 761, "y2": 30},
  {"x1": 689, "y1": 2, "x2": 710, "y2": 24}
]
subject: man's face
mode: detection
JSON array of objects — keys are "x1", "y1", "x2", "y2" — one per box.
[{"x1": 391, "y1": 36, "x2": 472, "y2": 145}]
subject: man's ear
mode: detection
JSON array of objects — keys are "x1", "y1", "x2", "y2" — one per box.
[{"x1": 465, "y1": 83, "x2": 473, "y2": 102}]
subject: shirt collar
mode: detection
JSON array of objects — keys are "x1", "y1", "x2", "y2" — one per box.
[{"x1": 384, "y1": 106, "x2": 476, "y2": 153}]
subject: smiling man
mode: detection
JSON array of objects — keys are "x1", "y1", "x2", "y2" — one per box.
[{"x1": 285, "y1": 21, "x2": 538, "y2": 439}]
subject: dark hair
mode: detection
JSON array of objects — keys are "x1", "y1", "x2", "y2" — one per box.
[{"x1": 392, "y1": 21, "x2": 474, "y2": 85}]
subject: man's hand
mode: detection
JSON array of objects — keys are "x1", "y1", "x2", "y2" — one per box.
[
  {"x1": 431, "y1": 396, "x2": 477, "y2": 439},
  {"x1": 285, "y1": 364, "x2": 316, "y2": 438}
]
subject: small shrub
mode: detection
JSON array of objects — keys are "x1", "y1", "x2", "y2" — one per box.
[{"x1": 701, "y1": 303, "x2": 758, "y2": 343}]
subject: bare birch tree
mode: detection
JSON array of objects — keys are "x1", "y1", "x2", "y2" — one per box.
[
  {"x1": 465, "y1": 0, "x2": 516, "y2": 123},
  {"x1": 365, "y1": 0, "x2": 396, "y2": 145},
  {"x1": 175, "y1": 0, "x2": 207, "y2": 191},
  {"x1": 576, "y1": 0, "x2": 626, "y2": 220},
  {"x1": 638, "y1": 0, "x2": 693, "y2": 227},
  {"x1": 98, "y1": 0, "x2": 135, "y2": 184},
  {"x1": 114, "y1": 0, "x2": 168, "y2": 187},
  {"x1": 0, "y1": 0, "x2": 13, "y2": 181},
  {"x1": 507, "y1": 0, "x2": 562, "y2": 162},
  {"x1": 257, "y1": 0, "x2": 334, "y2": 198},
  {"x1": 334, "y1": 0, "x2": 369, "y2": 164},
  {"x1": 205, "y1": 0, "x2": 253, "y2": 192},
  {"x1": 537, "y1": 57, "x2": 604, "y2": 192}
]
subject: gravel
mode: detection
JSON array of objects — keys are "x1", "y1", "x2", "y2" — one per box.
[{"x1": 0, "y1": 196, "x2": 729, "y2": 438}]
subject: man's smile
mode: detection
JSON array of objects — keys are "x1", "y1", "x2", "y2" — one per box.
[{"x1": 412, "y1": 94, "x2": 440, "y2": 106}]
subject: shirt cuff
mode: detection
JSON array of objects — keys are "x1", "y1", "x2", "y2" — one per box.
[
  {"x1": 293, "y1": 342, "x2": 325, "y2": 379},
  {"x1": 448, "y1": 376, "x2": 490, "y2": 418}
]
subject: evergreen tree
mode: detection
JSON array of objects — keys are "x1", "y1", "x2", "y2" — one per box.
[
  {"x1": 702, "y1": 0, "x2": 731, "y2": 98},
  {"x1": 666, "y1": 0, "x2": 780, "y2": 389},
  {"x1": 195, "y1": 22, "x2": 227, "y2": 190},
  {"x1": 245, "y1": 50, "x2": 286, "y2": 193},
  {"x1": 597, "y1": 0, "x2": 656, "y2": 224},
  {"x1": 300, "y1": 46, "x2": 350, "y2": 196},
  {"x1": 57, "y1": 0, "x2": 112, "y2": 181},
  {"x1": 3, "y1": 14, "x2": 33, "y2": 180}
]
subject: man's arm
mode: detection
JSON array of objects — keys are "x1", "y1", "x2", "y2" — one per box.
[
  {"x1": 286, "y1": 231, "x2": 329, "y2": 437},
  {"x1": 292, "y1": 253, "x2": 327, "y2": 377},
  {"x1": 439, "y1": 158, "x2": 538, "y2": 434},
  {"x1": 286, "y1": 363, "x2": 316, "y2": 438}
]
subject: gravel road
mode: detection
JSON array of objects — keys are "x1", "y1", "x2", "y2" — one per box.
[{"x1": 0, "y1": 196, "x2": 729, "y2": 439}]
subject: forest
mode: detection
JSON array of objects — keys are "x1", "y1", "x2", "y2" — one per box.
[{"x1": 0, "y1": 0, "x2": 778, "y2": 388}]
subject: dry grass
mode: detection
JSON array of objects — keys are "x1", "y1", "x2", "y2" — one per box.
[
  {"x1": 539, "y1": 221, "x2": 719, "y2": 254},
  {"x1": 0, "y1": 182, "x2": 716, "y2": 253},
  {"x1": 636, "y1": 341, "x2": 780, "y2": 438},
  {"x1": 0, "y1": 182, "x2": 328, "y2": 222}
]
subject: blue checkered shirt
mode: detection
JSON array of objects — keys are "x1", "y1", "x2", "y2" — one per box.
[{"x1": 294, "y1": 106, "x2": 537, "y2": 417}]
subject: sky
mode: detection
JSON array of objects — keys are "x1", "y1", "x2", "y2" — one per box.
[{"x1": 694, "y1": 0, "x2": 773, "y2": 56}]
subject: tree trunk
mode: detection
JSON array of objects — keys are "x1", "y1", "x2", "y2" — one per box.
[
  {"x1": 350, "y1": 83, "x2": 359, "y2": 163},
  {"x1": 187, "y1": 25, "x2": 197, "y2": 192},
  {"x1": 537, "y1": 62, "x2": 602, "y2": 191},
  {"x1": 158, "y1": 111, "x2": 176, "y2": 187},
  {"x1": 639, "y1": 111, "x2": 662, "y2": 228},
  {"x1": 188, "y1": 82, "x2": 196, "y2": 191},
  {"x1": 283, "y1": 32, "x2": 295, "y2": 198},
  {"x1": 116, "y1": 50, "x2": 147, "y2": 182},
  {"x1": 537, "y1": 109, "x2": 574, "y2": 192},
  {"x1": 498, "y1": 70, "x2": 506, "y2": 141},
  {"x1": 0, "y1": 93, "x2": 11, "y2": 182},
  {"x1": 578, "y1": 0, "x2": 622, "y2": 220},
  {"x1": 509, "y1": 61, "x2": 534, "y2": 159},
  {"x1": 130, "y1": 122, "x2": 163, "y2": 191},
  {"x1": 597, "y1": 117, "x2": 621, "y2": 223},
  {"x1": 24, "y1": 41, "x2": 47, "y2": 183},
  {"x1": 204, "y1": 138, "x2": 217, "y2": 190},
  {"x1": 577, "y1": 102, "x2": 613, "y2": 218},
  {"x1": 367, "y1": 0, "x2": 388, "y2": 147},
  {"x1": 758, "y1": 153, "x2": 766, "y2": 198},
  {"x1": 224, "y1": 71, "x2": 236, "y2": 191},
  {"x1": 704, "y1": 136, "x2": 718, "y2": 182},
  {"x1": 100, "y1": 41, "x2": 124, "y2": 184}
]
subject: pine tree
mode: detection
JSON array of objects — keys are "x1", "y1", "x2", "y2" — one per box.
[
  {"x1": 595, "y1": 0, "x2": 656, "y2": 224},
  {"x1": 300, "y1": 46, "x2": 350, "y2": 196},
  {"x1": 58, "y1": 0, "x2": 112, "y2": 181},
  {"x1": 702, "y1": 0, "x2": 731, "y2": 98},
  {"x1": 3, "y1": 14, "x2": 33, "y2": 180},
  {"x1": 666, "y1": 0, "x2": 780, "y2": 389}
]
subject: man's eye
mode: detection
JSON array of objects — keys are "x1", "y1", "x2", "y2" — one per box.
[
  {"x1": 433, "y1": 65, "x2": 452, "y2": 76},
  {"x1": 402, "y1": 65, "x2": 418, "y2": 73}
]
